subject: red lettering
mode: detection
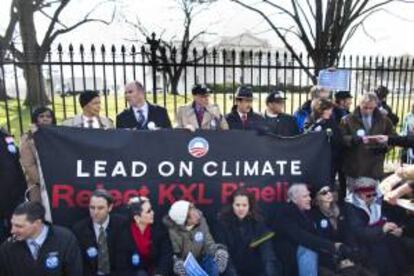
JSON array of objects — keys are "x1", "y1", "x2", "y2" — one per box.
[
  {"x1": 75, "y1": 190, "x2": 92, "y2": 207},
  {"x1": 197, "y1": 184, "x2": 213, "y2": 204},
  {"x1": 52, "y1": 184, "x2": 74, "y2": 208},
  {"x1": 108, "y1": 189, "x2": 123, "y2": 206},
  {"x1": 158, "y1": 184, "x2": 176, "y2": 204},
  {"x1": 221, "y1": 182, "x2": 238, "y2": 204},
  {"x1": 179, "y1": 183, "x2": 197, "y2": 201},
  {"x1": 261, "y1": 186, "x2": 275, "y2": 203}
]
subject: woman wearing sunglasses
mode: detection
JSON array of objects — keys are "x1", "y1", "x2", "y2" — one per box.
[
  {"x1": 312, "y1": 186, "x2": 374, "y2": 276},
  {"x1": 115, "y1": 196, "x2": 173, "y2": 276},
  {"x1": 344, "y1": 177, "x2": 408, "y2": 276}
]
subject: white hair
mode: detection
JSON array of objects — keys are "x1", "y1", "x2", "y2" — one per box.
[
  {"x1": 360, "y1": 92, "x2": 379, "y2": 105},
  {"x1": 287, "y1": 183, "x2": 308, "y2": 202}
]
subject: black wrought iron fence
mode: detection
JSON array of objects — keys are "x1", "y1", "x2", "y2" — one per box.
[{"x1": 1, "y1": 42, "x2": 414, "y2": 160}]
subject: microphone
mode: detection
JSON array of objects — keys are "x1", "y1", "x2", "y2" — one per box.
[{"x1": 326, "y1": 128, "x2": 333, "y2": 143}]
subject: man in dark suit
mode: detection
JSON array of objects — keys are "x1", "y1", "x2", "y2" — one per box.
[
  {"x1": 225, "y1": 85, "x2": 265, "y2": 131},
  {"x1": 73, "y1": 189, "x2": 126, "y2": 276},
  {"x1": 116, "y1": 81, "x2": 172, "y2": 130}
]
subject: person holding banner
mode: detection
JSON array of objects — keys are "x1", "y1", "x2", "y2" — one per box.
[
  {"x1": 0, "y1": 201, "x2": 82, "y2": 276},
  {"x1": 163, "y1": 200, "x2": 229, "y2": 276},
  {"x1": 72, "y1": 189, "x2": 127, "y2": 276},
  {"x1": 176, "y1": 84, "x2": 228, "y2": 131},
  {"x1": 216, "y1": 187, "x2": 281, "y2": 276},
  {"x1": 226, "y1": 85, "x2": 266, "y2": 131},
  {"x1": 344, "y1": 177, "x2": 408, "y2": 276},
  {"x1": 115, "y1": 196, "x2": 173, "y2": 276},
  {"x1": 20, "y1": 107, "x2": 56, "y2": 204},
  {"x1": 340, "y1": 92, "x2": 395, "y2": 181},
  {"x1": 117, "y1": 81, "x2": 172, "y2": 130},
  {"x1": 62, "y1": 90, "x2": 114, "y2": 129}
]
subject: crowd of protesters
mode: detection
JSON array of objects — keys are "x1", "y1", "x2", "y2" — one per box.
[{"x1": 2, "y1": 81, "x2": 414, "y2": 276}]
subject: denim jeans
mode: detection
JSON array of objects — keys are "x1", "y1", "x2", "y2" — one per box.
[
  {"x1": 297, "y1": 245, "x2": 318, "y2": 276},
  {"x1": 200, "y1": 255, "x2": 219, "y2": 276}
]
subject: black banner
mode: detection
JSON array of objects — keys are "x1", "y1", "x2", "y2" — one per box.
[{"x1": 34, "y1": 127, "x2": 331, "y2": 226}]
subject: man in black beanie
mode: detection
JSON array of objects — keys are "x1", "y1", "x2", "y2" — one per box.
[{"x1": 62, "y1": 90, "x2": 113, "y2": 129}]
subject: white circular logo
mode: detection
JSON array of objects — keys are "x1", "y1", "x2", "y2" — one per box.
[
  {"x1": 7, "y1": 144, "x2": 16, "y2": 154},
  {"x1": 320, "y1": 219, "x2": 329, "y2": 229},
  {"x1": 86, "y1": 247, "x2": 98, "y2": 258},
  {"x1": 194, "y1": 231, "x2": 204, "y2": 243},
  {"x1": 45, "y1": 256, "x2": 59, "y2": 269},
  {"x1": 131, "y1": 253, "x2": 140, "y2": 266},
  {"x1": 188, "y1": 137, "x2": 209, "y2": 158},
  {"x1": 356, "y1": 129, "x2": 366, "y2": 137}
]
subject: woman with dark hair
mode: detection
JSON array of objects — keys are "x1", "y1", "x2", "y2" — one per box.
[
  {"x1": 19, "y1": 107, "x2": 56, "y2": 219},
  {"x1": 305, "y1": 98, "x2": 343, "y2": 186},
  {"x1": 216, "y1": 187, "x2": 281, "y2": 276},
  {"x1": 115, "y1": 196, "x2": 173, "y2": 276},
  {"x1": 312, "y1": 186, "x2": 373, "y2": 276}
]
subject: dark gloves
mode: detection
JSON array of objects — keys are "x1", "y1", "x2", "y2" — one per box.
[{"x1": 336, "y1": 244, "x2": 362, "y2": 262}]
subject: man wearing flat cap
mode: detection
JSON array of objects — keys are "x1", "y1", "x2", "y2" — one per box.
[
  {"x1": 175, "y1": 84, "x2": 228, "y2": 130},
  {"x1": 226, "y1": 85, "x2": 265, "y2": 130},
  {"x1": 62, "y1": 90, "x2": 113, "y2": 129},
  {"x1": 116, "y1": 81, "x2": 171, "y2": 130},
  {"x1": 264, "y1": 90, "x2": 299, "y2": 136},
  {"x1": 333, "y1": 90, "x2": 353, "y2": 125}
]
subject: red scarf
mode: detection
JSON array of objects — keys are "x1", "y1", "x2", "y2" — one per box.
[{"x1": 130, "y1": 222, "x2": 152, "y2": 266}]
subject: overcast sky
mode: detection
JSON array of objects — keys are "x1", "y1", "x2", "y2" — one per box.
[{"x1": 1, "y1": 0, "x2": 414, "y2": 56}]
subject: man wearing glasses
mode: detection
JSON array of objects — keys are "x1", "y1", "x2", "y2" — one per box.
[{"x1": 116, "y1": 81, "x2": 172, "y2": 130}]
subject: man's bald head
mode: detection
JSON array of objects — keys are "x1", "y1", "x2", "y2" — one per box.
[{"x1": 125, "y1": 81, "x2": 145, "y2": 107}]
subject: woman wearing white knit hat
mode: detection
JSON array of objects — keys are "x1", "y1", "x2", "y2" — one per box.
[{"x1": 163, "y1": 200, "x2": 229, "y2": 276}]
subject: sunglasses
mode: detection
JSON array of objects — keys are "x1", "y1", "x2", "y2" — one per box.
[
  {"x1": 364, "y1": 193, "x2": 377, "y2": 199},
  {"x1": 319, "y1": 188, "x2": 332, "y2": 196}
]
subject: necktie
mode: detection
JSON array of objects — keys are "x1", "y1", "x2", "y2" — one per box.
[
  {"x1": 196, "y1": 108, "x2": 204, "y2": 127},
  {"x1": 30, "y1": 241, "x2": 40, "y2": 260},
  {"x1": 87, "y1": 119, "x2": 94, "y2": 129},
  {"x1": 241, "y1": 114, "x2": 248, "y2": 128},
  {"x1": 97, "y1": 226, "x2": 110, "y2": 274},
  {"x1": 136, "y1": 109, "x2": 145, "y2": 129},
  {"x1": 362, "y1": 115, "x2": 371, "y2": 131}
]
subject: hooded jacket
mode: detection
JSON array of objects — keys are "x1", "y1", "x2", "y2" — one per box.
[{"x1": 163, "y1": 210, "x2": 219, "y2": 261}]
